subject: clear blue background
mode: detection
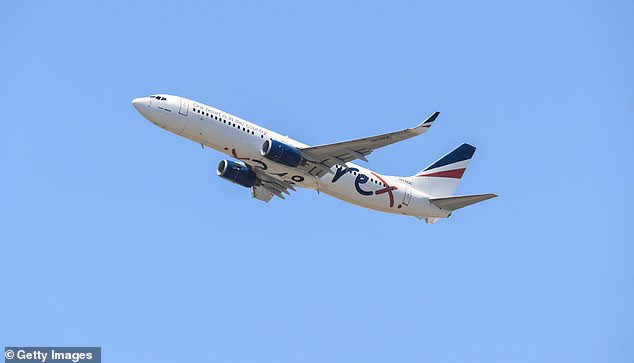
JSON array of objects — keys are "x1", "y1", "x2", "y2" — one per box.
[{"x1": 1, "y1": 1, "x2": 633, "y2": 362}]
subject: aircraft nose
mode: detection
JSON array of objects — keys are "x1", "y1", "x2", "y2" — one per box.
[{"x1": 131, "y1": 97, "x2": 147, "y2": 112}]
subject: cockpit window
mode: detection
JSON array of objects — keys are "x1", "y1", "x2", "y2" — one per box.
[{"x1": 149, "y1": 95, "x2": 167, "y2": 101}]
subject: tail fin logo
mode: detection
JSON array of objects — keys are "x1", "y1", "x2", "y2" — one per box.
[{"x1": 416, "y1": 143, "x2": 476, "y2": 179}]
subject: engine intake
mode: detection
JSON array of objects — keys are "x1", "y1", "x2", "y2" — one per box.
[
  {"x1": 261, "y1": 139, "x2": 303, "y2": 167},
  {"x1": 217, "y1": 160, "x2": 257, "y2": 188}
]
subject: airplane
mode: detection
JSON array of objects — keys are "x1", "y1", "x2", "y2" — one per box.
[{"x1": 131, "y1": 94, "x2": 496, "y2": 223}]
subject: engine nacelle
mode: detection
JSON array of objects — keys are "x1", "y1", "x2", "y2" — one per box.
[
  {"x1": 261, "y1": 139, "x2": 303, "y2": 167},
  {"x1": 217, "y1": 160, "x2": 257, "y2": 188}
]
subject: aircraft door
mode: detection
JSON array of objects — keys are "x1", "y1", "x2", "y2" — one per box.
[
  {"x1": 179, "y1": 97, "x2": 189, "y2": 116},
  {"x1": 403, "y1": 187, "x2": 412, "y2": 206}
]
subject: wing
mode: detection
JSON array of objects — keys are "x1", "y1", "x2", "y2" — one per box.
[{"x1": 298, "y1": 112, "x2": 439, "y2": 178}]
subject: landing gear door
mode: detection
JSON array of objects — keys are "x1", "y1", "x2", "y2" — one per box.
[
  {"x1": 403, "y1": 187, "x2": 412, "y2": 206},
  {"x1": 179, "y1": 97, "x2": 189, "y2": 116}
]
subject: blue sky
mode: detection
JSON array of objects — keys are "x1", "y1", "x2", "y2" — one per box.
[{"x1": 1, "y1": 1, "x2": 633, "y2": 362}]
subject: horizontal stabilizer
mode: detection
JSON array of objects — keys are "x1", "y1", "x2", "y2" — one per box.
[{"x1": 430, "y1": 193, "x2": 497, "y2": 211}]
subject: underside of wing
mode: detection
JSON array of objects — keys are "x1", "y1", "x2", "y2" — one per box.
[
  {"x1": 217, "y1": 159, "x2": 294, "y2": 202},
  {"x1": 250, "y1": 167, "x2": 297, "y2": 202},
  {"x1": 298, "y1": 112, "x2": 439, "y2": 177}
]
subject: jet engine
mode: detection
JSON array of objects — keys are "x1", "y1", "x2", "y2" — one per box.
[
  {"x1": 217, "y1": 160, "x2": 257, "y2": 188},
  {"x1": 261, "y1": 139, "x2": 303, "y2": 167}
]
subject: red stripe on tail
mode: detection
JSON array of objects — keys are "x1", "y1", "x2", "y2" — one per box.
[{"x1": 417, "y1": 168, "x2": 466, "y2": 179}]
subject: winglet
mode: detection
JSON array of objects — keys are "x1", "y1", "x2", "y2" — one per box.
[{"x1": 410, "y1": 112, "x2": 440, "y2": 134}]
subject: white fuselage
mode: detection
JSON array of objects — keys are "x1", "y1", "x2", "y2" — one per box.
[{"x1": 132, "y1": 94, "x2": 449, "y2": 219}]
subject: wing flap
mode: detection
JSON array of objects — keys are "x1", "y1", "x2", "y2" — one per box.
[
  {"x1": 251, "y1": 184, "x2": 275, "y2": 202},
  {"x1": 245, "y1": 165, "x2": 297, "y2": 201}
]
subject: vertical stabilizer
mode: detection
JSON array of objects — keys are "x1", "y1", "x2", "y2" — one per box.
[{"x1": 407, "y1": 143, "x2": 476, "y2": 197}]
